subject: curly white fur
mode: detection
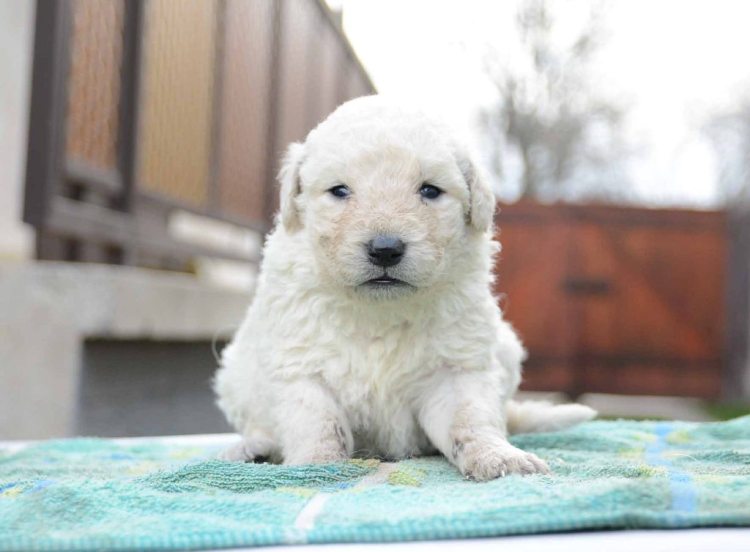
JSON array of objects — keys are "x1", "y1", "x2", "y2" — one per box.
[{"x1": 214, "y1": 96, "x2": 595, "y2": 480}]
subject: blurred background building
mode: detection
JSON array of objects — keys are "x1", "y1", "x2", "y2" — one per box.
[{"x1": 1, "y1": 0, "x2": 749, "y2": 439}]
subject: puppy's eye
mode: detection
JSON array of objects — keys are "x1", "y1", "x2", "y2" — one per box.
[
  {"x1": 419, "y1": 183, "x2": 443, "y2": 200},
  {"x1": 328, "y1": 184, "x2": 351, "y2": 199}
]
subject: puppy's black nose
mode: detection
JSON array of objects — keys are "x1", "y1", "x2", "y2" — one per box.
[{"x1": 367, "y1": 236, "x2": 405, "y2": 267}]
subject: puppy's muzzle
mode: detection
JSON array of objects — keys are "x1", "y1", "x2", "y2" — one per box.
[{"x1": 366, "y1": 235, "x2": 405, "y2": 267}]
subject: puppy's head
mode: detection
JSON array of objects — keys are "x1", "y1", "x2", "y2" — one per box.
[{"x1": 278, "y1": 96, "x2": 495, "y2": 299}]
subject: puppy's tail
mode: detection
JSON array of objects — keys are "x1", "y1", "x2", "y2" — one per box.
[{"x1": 506, "y1": 400, "x2": 597, "y2": 435}]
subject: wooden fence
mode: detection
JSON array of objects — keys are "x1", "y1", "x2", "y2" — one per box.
[{"x1": 494, "y1": 201, "x2": 732, "y2": 399}]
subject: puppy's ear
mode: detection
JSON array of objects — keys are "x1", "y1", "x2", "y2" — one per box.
[
  {"x1": 278, "y1": 142, "x2": 305, "y2": 232},
  {"x1": 457, "y1": 155, "x2": 496, "y2": 232}
]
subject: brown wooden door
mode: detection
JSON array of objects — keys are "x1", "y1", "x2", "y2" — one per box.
[
  {"x1": 496, "y1": 203, "x2": 577, "y2": 391},
  {"x1": 495, "y1": 202, "x2": 726, "y2": 399}
]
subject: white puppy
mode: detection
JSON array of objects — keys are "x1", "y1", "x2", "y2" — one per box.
[{"x1": 214, "y1": 96, "x2": 595, "y2": 480}]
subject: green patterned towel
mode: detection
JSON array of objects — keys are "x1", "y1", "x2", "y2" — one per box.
[{"x1": 1, "y1": 418, "x2": 750, "y2": 551}]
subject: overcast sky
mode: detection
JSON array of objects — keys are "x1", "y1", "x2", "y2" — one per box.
[{"x1": 333, "y1": 0, "x2": 750, "y2": 207}]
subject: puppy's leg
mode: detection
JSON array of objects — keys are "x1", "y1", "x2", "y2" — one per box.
[
  {"x1": 276, "y1": 378, "x2": 353, "y2": 465},
  {"x1": 418, "y1": 370, "x2": 549, "y2": 481}
]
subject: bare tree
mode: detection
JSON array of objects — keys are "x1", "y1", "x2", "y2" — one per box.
[
  {"x1": 481, "y1": 0, "x2": 632, "y2": 202},
  {"x1": 704, "y1": 96, "x2": 750, "y2": 205}
]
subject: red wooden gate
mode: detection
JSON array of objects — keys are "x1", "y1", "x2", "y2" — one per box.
[{"x1": 494, "y1": 202, "x2": 727, "y2": 399}]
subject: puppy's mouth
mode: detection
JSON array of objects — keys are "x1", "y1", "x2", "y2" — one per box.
[
  {"x1": 358, "y1": 270, "x2": 414, "y2": 290},
  {"x1": 363, "y1": 276, "x2": 408, "y2": 287}
]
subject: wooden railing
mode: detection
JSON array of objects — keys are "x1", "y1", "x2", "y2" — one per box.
[{"x1": 24, "y1": 0, "x2": 374, "y2": 270}]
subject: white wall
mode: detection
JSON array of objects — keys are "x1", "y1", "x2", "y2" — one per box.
[{"x1": 0, "y1": 0, "x2": 35, "y2": 261}]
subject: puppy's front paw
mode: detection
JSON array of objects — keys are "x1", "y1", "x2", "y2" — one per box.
[
  {"x1": 219, "y1": 440, "x2": 257, "y2": 463},
  {"x1": 461, "y1": 441, "x2": 549, "y2": 481}
]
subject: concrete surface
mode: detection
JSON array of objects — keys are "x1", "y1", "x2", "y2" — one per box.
[
  {"x1": 578, "y1": 393, "x2": 713, "y2": 421},
  {"x1": 516, "y1": 390, "x2": 713, "y2": 421},
  {"x1": 0, "y1": 262, "x2": 250, "y2": 439}
]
